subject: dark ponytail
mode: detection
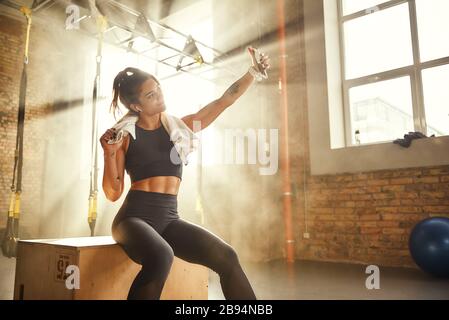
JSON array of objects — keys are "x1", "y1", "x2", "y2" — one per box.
[{"x1": 109, "y1": 67, "x2": 160, "y2": 120}]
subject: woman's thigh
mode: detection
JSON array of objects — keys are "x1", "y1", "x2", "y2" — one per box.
[
  {"x1": 160, "y1": 219, "x2": 237, "y2": 271},
  {"x1": 112, "y1": 217, "x2": 174, "y2": 265}
]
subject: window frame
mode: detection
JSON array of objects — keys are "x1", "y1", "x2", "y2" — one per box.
[{"x1": 338, "y1": 0, "x2": 449, "y2": 146}]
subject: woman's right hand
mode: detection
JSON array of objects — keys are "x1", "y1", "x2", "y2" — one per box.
[{"x1": 100, "y1": 128, "x2": 122, "y2": 153}]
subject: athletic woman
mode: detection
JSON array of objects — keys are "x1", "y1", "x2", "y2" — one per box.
[{"x1": 100, "y1": 47, "x2": 270, "y2": 300}]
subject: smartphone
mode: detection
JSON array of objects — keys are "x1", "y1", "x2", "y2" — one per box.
[{"x1": 248, "y1": 47, "x2": 268, "y2": 80}]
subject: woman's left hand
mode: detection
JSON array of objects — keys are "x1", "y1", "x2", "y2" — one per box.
[{"x1": 248, "y1": 47, "x2": 271, "y2": 74}]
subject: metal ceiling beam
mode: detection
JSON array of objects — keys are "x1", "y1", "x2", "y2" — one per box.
[
  {"x1": 0, "y1": 0, "x2": 239, "y2": 79},
  {"x1": 88, "y1": 0, "x2": 239, "y2": 77},
  {"x1": 107, "y1": 0, "x2": 224, "y2": 56},
  {"x1": 73, "y1": 26, "x2": 215, "y2": 83}
]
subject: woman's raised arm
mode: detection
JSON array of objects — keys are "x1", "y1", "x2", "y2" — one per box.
[{"x1": 182, "y1": 47, "x2": 270, "y2": 132}]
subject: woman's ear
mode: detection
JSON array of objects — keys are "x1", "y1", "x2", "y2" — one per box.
[{"x1": 130, "y1": 104, "x2": 142, "y2": 113}]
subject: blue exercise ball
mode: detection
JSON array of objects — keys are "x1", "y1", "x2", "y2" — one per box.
[{"x1": 409, "y1": 217, "x2": 449, "y2": 278}]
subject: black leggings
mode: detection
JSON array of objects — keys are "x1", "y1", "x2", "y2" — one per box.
[{"x1": 111, "y1": 190, "x2": 256, "y2": 300}]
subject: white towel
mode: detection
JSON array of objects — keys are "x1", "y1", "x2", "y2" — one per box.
[{"x1": 107, "y1": 111, "x2": 199, "y2": 165}]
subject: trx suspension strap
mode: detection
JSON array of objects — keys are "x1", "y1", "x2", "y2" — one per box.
[
  {"x1": 87, "y1": 12, "x2": 108, "y2": 237},
  {"x1": 1, "y1": 6, "x2": 32, "y2": 258}
]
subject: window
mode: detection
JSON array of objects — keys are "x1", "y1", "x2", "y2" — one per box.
[
  {"x1": 338, "y1": 0, "x2": 449, "y2": 146},
  {"x1": 422, "y1": 64, "x2": 449, "y2": 136},
  {"x1": 349, "y1": 76, "x2": 414, "y2": 144}
]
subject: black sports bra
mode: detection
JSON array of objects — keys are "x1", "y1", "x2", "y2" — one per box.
[{"x1": 125, "y1": 124, "x2": 183, "y2": 183}]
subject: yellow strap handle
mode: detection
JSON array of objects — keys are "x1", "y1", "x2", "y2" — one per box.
[
  {"x1": 7, "y1": 193, "x2": 15, "y2": 219},
  {"x1": 8, "y1": 192, "x2": 21, "y2": 219},
  {"x1": 88, "y1": 194, "x2": 97, "y2": 223},
  {"x1": 13, "y1": 192, "x2": 21, "y2": 219}
]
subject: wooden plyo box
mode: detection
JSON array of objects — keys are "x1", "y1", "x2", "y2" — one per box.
[{"x1": 13, "y1": 236, "x2": 208, "y2": 300}]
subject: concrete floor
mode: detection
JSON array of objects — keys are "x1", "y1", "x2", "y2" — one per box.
[
  {"x1": 1, "y1": 255, "x2": 448, "y2": 300},
  {"x1": 208, "y1": 259, "x2": 449, "y2": 300}
]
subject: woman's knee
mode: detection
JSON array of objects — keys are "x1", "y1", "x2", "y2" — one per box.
[
  {"x1": 135, "y1": 244, "x2": 174, "y2": 287},
  {"x1": 142, "y1": 242, "x2": 174, "y2": 267},
  {"x1": 214, "y1": 244, "x2": 240, "y2": 272}
]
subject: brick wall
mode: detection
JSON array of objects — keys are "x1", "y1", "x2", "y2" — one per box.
[
  {"x1": 286, "y1": 1, "x2": 449, "y2": 268},
  {"x1": 0, "y1": 11, "x2": 64, "y2": 238},
  {"x1": 294, "y1": 166, "x2": 449, "y2": 268},
  {"x1": 1, "y1": 13, "x2": 41, "y2": 238}
]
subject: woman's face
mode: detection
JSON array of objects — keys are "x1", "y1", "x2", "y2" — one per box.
[{"x1": 134, "y1": 78, "x2": 166, "y2": 115}]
